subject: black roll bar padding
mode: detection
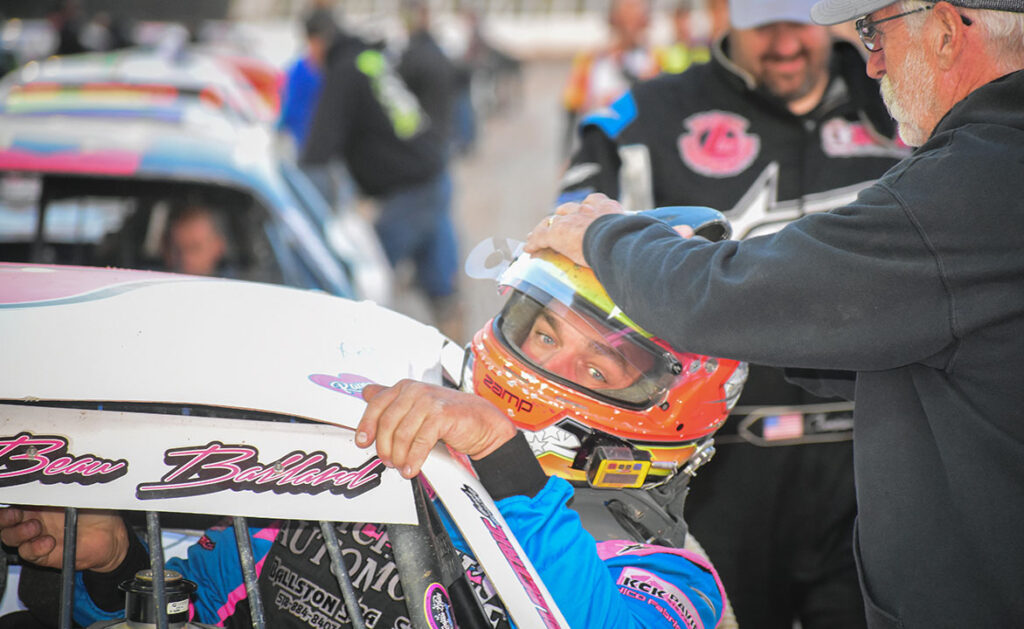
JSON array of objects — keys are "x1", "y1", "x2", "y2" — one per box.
[
  {"x1": 419, "y1": 483, "x2": 492, "y2": 629},
  {"x1": 387, "y1": 477, "x2": 444, "y2": 629},
  {"x1": 318, "y1": 521, "x2": 368, "y2": 629},
  {"x1": 59, "y1": 507, "x2": 78, "y2": 629},
  {"x1": 232, "y1": 516, "x2": 266, "y2": 629},
  {"x1": 145, "y1": 511, "x2": 170, "y2": 629},
  {"x1": 389, "y1": 477, "x2": 491, "y2": 629}
]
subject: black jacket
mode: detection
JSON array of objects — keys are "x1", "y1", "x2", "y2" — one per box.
[
  {"x1": 397, "y1": 29, "x2": 457, "y2": 154},
  {"x1": 560, "y1": 38, "x2": 908, "y2": 239},
  {"x1": 301, "y1": 32, "x2": 444, "y2": 197},
  {"x1": 582, "y1": 69, "x2": 1024, "y2": 628}
]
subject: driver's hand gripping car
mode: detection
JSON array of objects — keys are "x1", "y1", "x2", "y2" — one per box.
[{"x1": 456, "y1": 206, "x2": 748, "y2": 628}]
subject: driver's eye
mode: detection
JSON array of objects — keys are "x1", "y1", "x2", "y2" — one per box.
[
  {"x1": 587, "y1": 365, "x2": 607, "y2": 383},
  {"x1": 537, "y1": 332, "x2": 555, "y2": 346}
]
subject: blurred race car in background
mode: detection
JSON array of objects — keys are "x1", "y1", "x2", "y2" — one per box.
[{"x1": 0, "y1": 48, "x2": 393, "y2": 303}]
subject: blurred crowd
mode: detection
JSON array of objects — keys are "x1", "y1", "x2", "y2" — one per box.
[{"x1": 7, "y1": 0, "x2": 1017, "y2": 626}]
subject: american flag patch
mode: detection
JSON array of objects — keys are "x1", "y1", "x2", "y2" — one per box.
[{"x1": 762, "y1": 413, "x2": 805, "y2": 441}]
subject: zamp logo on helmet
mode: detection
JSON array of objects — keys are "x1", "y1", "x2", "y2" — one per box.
[
  {"x1": 483, "y1": 374, "x2": 534, "y2": 414},
  {"x1": 308, "y1": 373, "x2": 376, "y2": 400},
  {"x1": 678, "y1": 110, "x2": 760, "y2": 178}
]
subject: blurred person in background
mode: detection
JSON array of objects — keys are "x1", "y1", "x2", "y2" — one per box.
[
  {"x1": 161, "y1": 204, "x2": 229, "y2": 277},
  {"x1": 449, "y1": 4, "x2": 488, "y2": 156},
  {"x1": 280, "y1": 8, "x2": 358, "y2": 208},
  {"x1": 278, "y1": 9, "x2": 338, "y2": 153},
  {"x1": 78, "y1": 11, "x2": 131, "y2": 52},
  {"x1": 393, "y1": 0, "x2": 463, "y2": 340},
  {"x1": 301, "y1": 2, "x2": 463, "y2": 342},
  {"x1": 707, "y1": 0, "x2": 732, "y2": 38},
  {"x1": 561, "y1": 0, "x2": 663, "y2": 155},
  {"x1": 396, "y1": 0, "x2": 458, "y2": 159},
  {"x1": 49, "y1": 0, "x2": 86, "y2": 56},
  {"x1": 659, "y1": 0, "x2": 712, "y2": 74},
  {"x1": 556, "y1": 0, "x2": 911, "y2": 627}
]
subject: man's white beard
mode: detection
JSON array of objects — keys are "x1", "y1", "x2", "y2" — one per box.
[{"x1": 880, "y1": 45, "x2": 936, "y2": 147}]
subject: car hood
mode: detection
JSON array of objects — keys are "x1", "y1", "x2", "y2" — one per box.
[{"x1": 0, "y1": 263, "x2": 448, "y2": 426}]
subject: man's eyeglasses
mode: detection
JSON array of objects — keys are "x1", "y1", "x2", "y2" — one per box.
[{"x1": 855, "y1": 5, "x2": 972, "y2": 53}]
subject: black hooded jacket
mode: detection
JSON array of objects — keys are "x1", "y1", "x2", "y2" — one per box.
[{"x1": 301, "y1": 32, "x2": 444, "y2": 197}]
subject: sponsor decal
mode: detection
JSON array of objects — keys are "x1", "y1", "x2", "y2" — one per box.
[
  {"x1": 355, "y1": 49, "x2": 425, "y2": 140},
  {"x1": 614, "y1": 542, "x2": 650, "y2": 556},
  {"x1": 460, "y1": 484, "x2": 561, "y2": 629},
  {"x1": 309, "y1": 373, "x2": 375, "y2": 400},
  {"x1": 424, "y1": 583, "x2": 456, "y2": 629},
  {"x1": 617, "y1": 566, "x2": 704, "y2": 629},
  {"x1": 459, "y1": 551, "x2": 510, "y2": 628},
  {"x1": 482, "y1": 374, "x2": 534, "y2": 414},
  {"x1": 136, "y1": 442, "x2": 384, "y2": 500},
  {"x1": 270, "y1": 520, "x2": 406, "y2": 629},
  {"x1": 678, "y1": 111, "x2": 760, "y2": 178},
  {"x1": 820, "y1": 118, "x2": 910, "y2": 158},
  {"x1": 726, "y1": 162, "x2": 876, "y2": 240},
  {"x1": 269, "y1": 555, "x2": 385, "y2": 629},
  {"x1": 0, "y1": 433, "x2": 128, "y2": 486}
]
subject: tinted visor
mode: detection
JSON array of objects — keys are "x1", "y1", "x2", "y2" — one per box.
[{"x1": 497, "y1": 289, "x2": 682, "y2": 408}]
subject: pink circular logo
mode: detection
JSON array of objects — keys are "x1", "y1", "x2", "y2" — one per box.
[{"x1": 678, "y1": 111, "x2": 760, "y2": 178}]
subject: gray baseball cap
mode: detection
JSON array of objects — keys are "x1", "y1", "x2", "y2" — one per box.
[
  {"x1": 729, "y1": 0, "x2": 819, "y2": 29},
  {"x1": 811, "y1": 0, "x2": 1024, "y2": 25}
]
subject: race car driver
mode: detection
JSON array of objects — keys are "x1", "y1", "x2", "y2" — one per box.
[{"x1": 1, "y1": 228, "x2": 745, "y2": 629}]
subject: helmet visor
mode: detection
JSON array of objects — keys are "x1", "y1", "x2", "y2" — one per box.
[{"x1": 497, "y1": 288, "x2": 682, "y2": 408}]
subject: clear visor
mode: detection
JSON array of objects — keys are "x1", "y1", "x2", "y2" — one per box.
[{"x1": 497, "y1": 288, "x2": 682, "y2": 408}]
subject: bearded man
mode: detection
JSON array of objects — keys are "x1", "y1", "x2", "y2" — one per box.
[{"x1": 530, "y1": 1, "x2": 1024, "y2": 627}]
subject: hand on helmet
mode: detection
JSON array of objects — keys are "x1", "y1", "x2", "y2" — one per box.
[
  {"x1": 525, "y1": 193, "x2": 627, "y2": 266},
  {"x1": 356, "y1": 380, "x2": 518, "y2": 479},
  {"x1": 0, "y1": 506, "x2": 130, "y2": 573}
]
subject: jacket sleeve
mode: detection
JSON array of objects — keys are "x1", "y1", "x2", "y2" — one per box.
[
  {"x1": 473, "y1": 434, "x2": 723, "y2": 629},
  {"x1": 784, "y1": 367, "x2": 857, "y2": 401},
  {"x1": 73, "y1": 519, "x2": 277, "y2": 627},
  {"x1": 582, "y1": 182, "x2": 954, "y2": 371}
]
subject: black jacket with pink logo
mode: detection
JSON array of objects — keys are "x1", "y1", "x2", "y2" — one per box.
[{"x1": 559, "y1": 38, "x2": 908, "y2": 240}]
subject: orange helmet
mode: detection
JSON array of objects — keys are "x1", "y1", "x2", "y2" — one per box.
[{"x1": 463, "y1": 247, "x2": 746, "y2": 490}]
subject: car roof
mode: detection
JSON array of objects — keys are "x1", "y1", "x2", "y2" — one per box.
[
  {"x1": 0, "y1": 107, "x2": 279, "y2": 196},
  {"x1": 0, "y1": 47, "x2": 273, "y2": 124}
]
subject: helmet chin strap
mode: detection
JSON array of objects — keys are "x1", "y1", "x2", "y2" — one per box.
[{"x1": 567, "y1": 439, "x2": 716, "y2": 547}]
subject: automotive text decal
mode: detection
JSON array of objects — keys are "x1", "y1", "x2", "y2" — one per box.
[
  {"x1": 0, "y1": 432, "x2": 128, "y2": 487},
  {"x1": 617, "y1": 566, "x2": 705, "y2": 629},
  {"x1": 136, "y1": 442, "x2": 385, "y2": 500}
]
